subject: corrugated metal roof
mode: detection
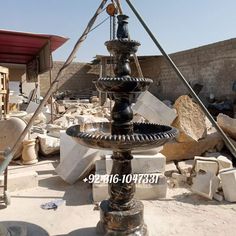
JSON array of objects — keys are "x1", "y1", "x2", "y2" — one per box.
[{"x1": 0, "y1": 29, "x2": 68, "y2": 64}]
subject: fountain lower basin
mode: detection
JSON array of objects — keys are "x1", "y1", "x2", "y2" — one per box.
[{"x1": 66, "y1": 122, "x2": 178, "y2": 151}]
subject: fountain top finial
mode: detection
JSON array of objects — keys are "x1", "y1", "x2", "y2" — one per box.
[{"x1": 117, "y1": 14, "x2": 129, "y2": 39}]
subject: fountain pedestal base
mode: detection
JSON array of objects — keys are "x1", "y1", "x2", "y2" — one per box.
[{"x1": 97, "y1": 199, "x2": 148, "y2": 236}]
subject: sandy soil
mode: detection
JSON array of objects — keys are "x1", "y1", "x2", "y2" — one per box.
[{"x1": 0, "y1": 160, "x2": 236, "y2": 236}]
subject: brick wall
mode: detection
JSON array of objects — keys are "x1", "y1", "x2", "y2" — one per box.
[
  {"x1": 40, "y1": 38, "x2": 236, "y2": 102},
  {"x1": 153, "y1": 38, "x2": 236, "y2": 101},
  {"x1": 39, "y1": 61, "x2": 100, "y2": 96}
]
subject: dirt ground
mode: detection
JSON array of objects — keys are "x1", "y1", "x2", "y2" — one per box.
[{"x1": 0, "y1": 159, "x2": 236, "y2": 236}]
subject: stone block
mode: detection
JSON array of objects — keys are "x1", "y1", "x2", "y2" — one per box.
[
  {"x1": 172, "y1": 95, "x2": 207, "y2": 142},
  {"x1": 204, "y1": 152, "x2": 233, "y2": 170},
  {"x1": 164, "y1": 161, "x2": 178, "y2": 177},
  {"x1": 132, "y1": 91, "x2": 177, "y2": 125},
  {"x1": 26, "y1": 101, "x2": 47, "y2": 113},
  {"x1": 194, "y1": 157, "x2": 219, "y2": 175},
  {"x1": 38, "y1": 134, "x2": 60, "y2": 156},
  {"x1": 217, "y1": 155, "x2": 233, "y2": 170},
  {"x1": 177, "y1": 160, "x2": 194, "y2": 176},
  {"x1": 191, "y1": 171, "x2": 220, "y2": 199},
  {"x1": 219, "y1": 169, "x2": 236, "y2": 202},
  {"x1": 171, "y1": 173, "x2": 188, "y2": 187},
  {"x1": 95, "y1": 159, "x2": 106, "y2": 175},
  {"x1": 0, "y1": 171, "x2": 38, "y2": 192},
  {"x1": 93, "y1": 173, "x2": 167, "y2": 202},
  {"x1": 161, "y1": 131, "x2": 224, "y2": 161},
  {"x1": 75, "y1": 115, "x2": 108, "y2": 126},
  {"x1": 213, "y1": 193, "x2": 224, "y2": 202},
  {"x1": 105, "y1": 153, "x2": 166, "y2": 175},
  {"x1": 217, "y1": 113, "x2": 236, "y2": 140},
  {"x1": 56, "y1": 131, "x2": 109, "y2": 184}
]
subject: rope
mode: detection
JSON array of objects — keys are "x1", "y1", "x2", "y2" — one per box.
[{"x1": 89, "y1": 16, "x2": 110, "y2": 33}]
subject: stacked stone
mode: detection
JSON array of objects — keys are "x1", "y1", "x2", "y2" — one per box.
[{"x1": 93, "y1": 151, "x2": 168, "y2": 202}]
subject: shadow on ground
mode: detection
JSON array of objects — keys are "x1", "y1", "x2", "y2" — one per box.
[
  {"x1": 38, "y1": 176, "x2": 93, "y2": 206},
  {"x1": 56, "y1": 227, "x2": 97, "y2": 236},
  {"x1": 0, "y1": 221, "x2": 49, "y2": 236}
]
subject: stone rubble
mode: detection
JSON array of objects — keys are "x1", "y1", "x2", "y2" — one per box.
[
  {"x1": 3, "y1": 92, "x2": 235, "y2": 204},
  {"x1": 172, "y1": 95, "x2": 207, "y2": 142},
  {"x1": 37, "y1": 134, "x2": 60, "y2": 156},
  {"x1": 133, "y1": 91, "x2": 177, "y2": 125},
  {"x1": 217, "y1": 113, "x2": 236, "y2": 140},
  {"x1": 167, "y1": 153, "x2": 235, "y2": 202},
  {"x1": 219, "y1": 168, "x2": 236, "y2": 202},
  {"x1": 164, "y1": 161, "x2": 179, "y2": 177},
  {"x1": 161, "y1": 131, "x2": 224, "y2": 161},
  {"x1": 191, "y1": 171, "x2": 220, "y2": 200}
]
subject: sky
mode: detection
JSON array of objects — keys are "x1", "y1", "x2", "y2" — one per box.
[{"x1": 1, "y1": 0, "x2": 236, "y2": 62}]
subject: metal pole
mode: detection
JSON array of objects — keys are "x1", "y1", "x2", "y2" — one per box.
[
  {"x1": 126, "y1": 0, "x2": 236, "y2": 158},
  {"x1": 0, "y1": 0, "x2": 109, "y2": 175},
  {"x1": 49, "y1": 47, "x2": 54, "y2": 123}
]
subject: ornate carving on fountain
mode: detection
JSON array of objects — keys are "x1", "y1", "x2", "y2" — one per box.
[{"x1": 66, "y1": 14, "x2": 178, "y2": 236}]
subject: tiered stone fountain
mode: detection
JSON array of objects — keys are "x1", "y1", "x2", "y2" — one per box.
[{"x1": 67, "y1": 14, "x2": 177, "y2": 236}]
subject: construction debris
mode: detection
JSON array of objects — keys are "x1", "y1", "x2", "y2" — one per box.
[
  {"x1": 133, "y1": 91, "x2": 177, "y2": 125},
  {"x1": 38, "y1": 134, "x2": 60, "y2": 156},
  {"x1": 217, "y1": 113, "x2": 236, "y2": 140},
  {"x1": 191, "y1": 171, "x2": 220, "y2": 200},
  {"x1": 219, "y1": 168, "x2": 236, "y2": 202},
  {"x1": 161, "y1": 131, "x2": 224, "y2": 161},
  {"x1": 172, "y1": 95, "x2": 207, "y2": 142},
  {"x1": 177, "y1": 160, "x2": 194, "y2": 176},
  {"x1": 164, "y1": 161, "x2": 179, "y2": 177},
  {"x1": 56, "y1": 131, "x2": 106, "y2": 184},
  {"x1": 1, "y1": 86, "x2": 235, "y2": 206}
]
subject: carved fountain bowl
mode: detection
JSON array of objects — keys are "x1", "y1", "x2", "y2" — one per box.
[
  {"x1": 95, "y1": 77, "x2": 153, "y2": 93},
  {"x1": 66, "y1": 122, "x2": 178, "y2": 151}
]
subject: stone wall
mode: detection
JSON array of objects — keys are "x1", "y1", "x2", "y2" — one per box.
[
  {"x1": 40, "y1": 38, "x2": 236, "y2": 101},
  {"x1": 130, "y1": 56, "x2": 163, "y2": 95},
  {"x1": 153, "y1": 38, "x2": 236, "y2": 101},
  {"x1": 39, "y1": 61, "x2": 100, "y2": 97}
]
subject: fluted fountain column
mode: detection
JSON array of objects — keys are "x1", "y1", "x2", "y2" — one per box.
[
  {"x1": 97, "y1": 14, "x2": 148, "y2": 236},
  {"x1": 66, "y1": 13, "x2": 177, "y2": 236}
]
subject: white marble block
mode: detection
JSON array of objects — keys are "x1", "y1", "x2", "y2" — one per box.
[
  {"x1": 191, "y1": 171, "x2": 220, "y2": 199},
  {"x1": 56, "y1": 131, "x2": 103, "y2": 184},
  {"x1": 95, "y1": 159, "x2": 106, "y2": 175},
  {"x1": 220, "y1": 168, "x2": 236, "y2": 202},
  {"x1": 105, "y1": 153, "x2": 166, "y2": 175},
  {"x1": 93, "y1": 173, "x2": 167, "y2": 202},
  {"x1": 194, "y1": 157, "x2": 219, "y2": 175},
  {"x1": 133, "y1": 91, "x2": 177, "y2": 125}
]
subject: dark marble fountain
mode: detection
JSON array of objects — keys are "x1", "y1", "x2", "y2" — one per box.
[{"x1": 67, "y1": 14, "x2": 177, "y2": 236}]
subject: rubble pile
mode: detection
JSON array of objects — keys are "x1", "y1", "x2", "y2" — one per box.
[
  {"x1": 165, "y1": 153, "x2": 236, "y2": 202},
  {"x1": 2, "y1": 90, "x2": 236, "y2": 204},
  {"x1": 161, "y1": 95, "x2": 224, "y2": 161},
  {"x1": 132, "y1": 93, "x2": 236, "y2": 203},
  {"x1": 2, "y1": 97, "x2": 113, "y2": 164}
]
